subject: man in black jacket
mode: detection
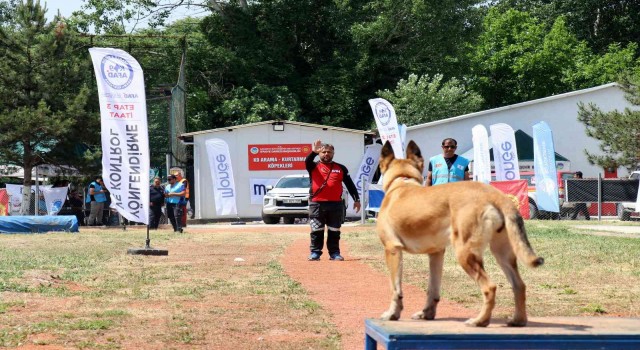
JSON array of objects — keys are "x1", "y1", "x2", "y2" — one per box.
[{"x1": 149, "y1": 176, "x2": 165, "y2": 229}]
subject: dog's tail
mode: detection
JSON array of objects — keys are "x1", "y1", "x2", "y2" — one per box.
[{"x1": 504, "y1": 208, "x2": 544, "y2": 268}]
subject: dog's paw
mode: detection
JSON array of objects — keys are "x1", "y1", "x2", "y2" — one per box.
[
  {"x1": 380, "y1": 310, "x2": 400, "y2": 321},
  {"x1": 464, "y1": 318, "x2": 490, "y2": 327},
  {"x1": 411, "y1": 310, "x2": 435, "y2": 320},
  {"x1": 506, "y1": 318, "x2": 527, "y2": 327}
]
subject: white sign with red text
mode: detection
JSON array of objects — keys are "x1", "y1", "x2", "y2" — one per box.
[{"x1": 89, "y1": 48, "x2": 150, "y2": 225}]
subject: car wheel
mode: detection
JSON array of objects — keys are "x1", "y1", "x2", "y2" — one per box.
[
  {"x1": 529, "y1": 199, "x2": 539, "y2": 219},
  {"x1": 617, "y1": 204, "x2": 631, "y2": 221},
  {"x1": 282, "y1": 217, "x2": 295, "y2": 225},
  {"x1": 262, "y1": 214, "x2": 280, "y2": 225}
]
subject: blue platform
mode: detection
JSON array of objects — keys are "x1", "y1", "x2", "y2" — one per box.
[
  {"x1": 365, "y1": 317, "x2": 640, "y2": 349},
  {"x1": 0, "y1": 216, "x2": 79, "y2": 234}
]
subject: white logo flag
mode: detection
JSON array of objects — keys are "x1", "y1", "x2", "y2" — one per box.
[
  {"x1": 89, "y1": 48, "x2": 150, "y2": 224},
  {"x1": 6, "y1": 184, "x2": 23, "y2": 215},
  {"x1": 206, "y1": 139, "x2": 238, "y2": 216},
  {"x1": 635, "y1": 184, "x2": 640, "y2": 213},
  {"x1": 490, "y1": 123, "x2": 520, "y2": 181},
  {"x1": 43, "y1": 187, "x2": 69, "y2": 215},
  {"x1": 369, "y1": 98, "x2": 404, "y2": 159},
  {"x1": 472, "y1": 125, "x2": 491, "y2": 183},
  {"x1": 249, "y1": 178, "x2": 279, "y2": 205}
]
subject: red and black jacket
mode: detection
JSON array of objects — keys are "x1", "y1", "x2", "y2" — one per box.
[{"x1": 305, "y1": 151, "x2": 360, "y2": 203}]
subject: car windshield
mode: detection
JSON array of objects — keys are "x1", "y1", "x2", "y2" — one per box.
[{"x1": 275, "y1": 177, "x2": 310, "y2": 189}]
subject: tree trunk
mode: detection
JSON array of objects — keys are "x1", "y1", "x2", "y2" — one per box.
[{"x1": 21, "y1": 164, "x2": 33, "y2": 216}]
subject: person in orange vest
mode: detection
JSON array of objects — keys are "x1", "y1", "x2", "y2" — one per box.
[{"x1": 171, "y1": 167, "x2": 190, "y2": 227}]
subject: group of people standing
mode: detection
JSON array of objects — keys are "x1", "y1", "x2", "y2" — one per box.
[
  {"x1": 149, "y1": 168, "x2": 191, "y2": 232},
  {"x1": 84, "y1": 168, "x2": 191, "y2": 231}
]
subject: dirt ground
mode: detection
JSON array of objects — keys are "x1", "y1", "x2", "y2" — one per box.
[
  {"x1": 6, "y1": 224, "x2": 475, "y2": 350},
  {"x1": 280, "y1": 225, "x2": 474, "y2": 350}
]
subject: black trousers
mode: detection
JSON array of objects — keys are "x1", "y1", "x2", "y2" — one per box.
[
  {"x1": 571, "y1": 203, "x2": 590, "y2": 220},
  {"x1": 149, "y1": 203, "x2": 163, "y2": 229},
  {"x1": 309, "y1": 201, "x2": 343, "y2": 255},
  {"x1": 166, "y1": 203, "x2": 184, "y2": 232}
]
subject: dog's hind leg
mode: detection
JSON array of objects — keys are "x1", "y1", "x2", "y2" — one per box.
[
  {"x1": 381, "y1": 244, "x2": 404, "y2": 321},
  {"x1": 412, "y1": 250, "x2": 444, "y2": 320},
  {"x1": 490, "y1": 233, "x2": 528, "y2": 327},
  {"x1": 452, "y1": 228, "x2": 496, "y2": 328}
]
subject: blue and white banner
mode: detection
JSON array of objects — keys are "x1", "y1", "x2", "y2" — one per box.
[
  {"x1": 636, "y1": 181, "x2": 640, "y2": 213},
  {"x1": 206, "y1": 139, "x2": 238, "y2": 216},
  {"x1": 89, "y1": 48, "x2": 150, "y2": 224},
  {"x1": 249, "y1": 178, "x2": 279, "y2": 205},
  {"x1": 43, "y1": 187, "x2": 68, "y2": 215},
  {"x1": 533, "y1": 121, "x2": 559, "y2": 212},
  {"x1": 369, "y1": 98, "x2": 404, "y2": 159},
  {"x1": 472, "y1": 124, "x2": 491, "y2": 183},
  {"x1": 490, "y1": 123, "x2": 520, "y2": 181},
  {"x1": 366, "y1": 183, "x2": 385, "y2": 213},
  {"x1": 353, "y1": 144, "x2": 382, "y2": 198}
]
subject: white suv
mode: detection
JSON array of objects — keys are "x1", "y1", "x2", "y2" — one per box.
[
  {"x1": 617, "y1": 171, "x2": 639, "y2": 221},
  {"x1": 262, "y1": 174, "x2": 311, "y2": 224}
]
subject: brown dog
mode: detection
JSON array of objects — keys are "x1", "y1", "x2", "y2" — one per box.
[{"x1": 377, "y1": 140, "x2": 544, "y2": 327}]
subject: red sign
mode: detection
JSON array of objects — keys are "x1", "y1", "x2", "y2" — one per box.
[
  {"x1": 491, "y1": 180, "x2": 530, "y2": 219},
  {"x1": 0, "y1": 189, "x2": 8, "y2": 216},
  {"x1": 248, "y1": 144, "x2": 311, "y2": 171}
]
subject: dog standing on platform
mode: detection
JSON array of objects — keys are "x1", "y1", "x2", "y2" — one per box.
[{"x1": 376, "y1": 140, "x2": 544, "y2": 327}]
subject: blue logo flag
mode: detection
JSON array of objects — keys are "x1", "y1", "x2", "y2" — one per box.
[{"x1": 532, "y1": 121, "x2": 559, "y2": 212}]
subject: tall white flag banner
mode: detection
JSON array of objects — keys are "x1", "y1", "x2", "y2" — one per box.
[
  {"x1": 249, "y1": 178, "x2": 279, "y2": 205},
  {"x1": 472, "y1": 125, "x2": 491, "y2": 183},
  {"x1": 89, "y1": 48, "x2": 150, "y2": 225},
  {"x1": 533, "y1": 121, "x2": 560, "y2": 212},
  {"x1": 350, "y1": 143, "x2": 382, "y2": 215},
  {"x1": 369, "y1": 98, "x2": 404, "y2": 159},
  {"x1": 490, "y1": 123, "x2": 520, "y2": 181},
  {"x1": 206, "y1": 139, "x2": 238, "y2": 216},
  {"x1": 43, "y1": 187, "x2": 69, "y2": 215},
  {"x1": 636, "y1": 180, "x2": 640, "y2": 213}
]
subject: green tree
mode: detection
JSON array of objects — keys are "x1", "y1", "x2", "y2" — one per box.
[
  {"x1": 0, "y1": 0, "x2": 91, "y2": 212},
  {"x1": 470, "y1": 8, "x2": 638, "y2": 108},
  {"x1": 470, "y1": 9, "x2": 585, "y2": 107},
  {"x1": 577, "y1": 74, "x2": 640, "y2": 171},
  {"x1": 215, "y1": 84, "x2": 300, "y2": 124},
  {"x1": 377, "y1": 74, "x2": 483, "y2": 126},
  {"x1": 494, "y1": 0, "x2": 640, "y2": 54}
]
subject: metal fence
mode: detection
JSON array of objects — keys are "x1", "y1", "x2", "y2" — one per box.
[{"x1": 565, "y1": 175, "x2": 639, "y2": 221}]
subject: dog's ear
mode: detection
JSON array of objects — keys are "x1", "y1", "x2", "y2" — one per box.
[
  {"x1": 406, "y1": 140, "x2": 424, "y2": 172},
  {"x1": 379, "y1": 141, "x2": 395, "y2": 174}
]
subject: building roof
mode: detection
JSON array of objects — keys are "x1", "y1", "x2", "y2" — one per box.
[
  {"x1": 180, "y1": 120, "x2": 374, "y2": 138},
  {"x1": 407, "y1": 83, "x2": 620, "y2": 131}
]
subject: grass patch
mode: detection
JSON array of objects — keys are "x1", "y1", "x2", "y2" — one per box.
[{"x1": 0, "y1": 228, "x2": 340, "y2": 349}]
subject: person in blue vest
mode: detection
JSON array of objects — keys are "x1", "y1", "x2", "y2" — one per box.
[
  {"x1": 86, "y1": 176, "x2": 109, "y2": 226},
  {"x1": 165, "y1": 175, "x2": 186, "y2": 233},
  {"x1": 426, "y1": 138, "x2": 470, "y2": 186}
]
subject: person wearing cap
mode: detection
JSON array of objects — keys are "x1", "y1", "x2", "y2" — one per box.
[
  {"x1": 571, "y1": 171, "x2": 591, "y2": 220},
  {"x1": 165, "y1": 175, "x2": 186, "y2": 233}
]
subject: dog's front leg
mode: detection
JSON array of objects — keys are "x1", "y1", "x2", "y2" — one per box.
[
  {"x1": 381, "y1": 246, "x2": 403, "y2": 321},
  {"x1": 412, "y1": 250, "x2": 444, "y2": 320}
]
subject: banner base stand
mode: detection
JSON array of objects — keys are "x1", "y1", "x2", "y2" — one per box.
[
  {"x1": 127, "y1": 226, "x2": 168, "y2": 256},
  {"x1": 231, "y1": 217, "x2": 245, "y2": 225},
  {"x1": 127, "y1": 247, "x2": 169, "y2": 256}
]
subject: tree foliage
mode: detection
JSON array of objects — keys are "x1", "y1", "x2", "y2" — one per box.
[
  {"x1": 377, "y1": 74, "x2": 483, "y2": 126},
  {"x1": 577, "y1": 74, "x2": 640, "y2": 171},
  {"x1": 0, "y1": 0, "x2": 93, "y2": 211}
]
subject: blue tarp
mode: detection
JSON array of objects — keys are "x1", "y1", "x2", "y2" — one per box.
[{"x1": 0, "y1": 216, "x2": 79, "y2": 234}]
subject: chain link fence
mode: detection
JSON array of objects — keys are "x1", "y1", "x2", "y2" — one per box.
[{"x1": 565, "y1": 173, "x2": 639, "y2": 221}]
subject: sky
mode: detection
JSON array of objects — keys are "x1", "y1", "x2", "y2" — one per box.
[{"x1": 41, "y1": 0, "x2": 206, "y2": 30}]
